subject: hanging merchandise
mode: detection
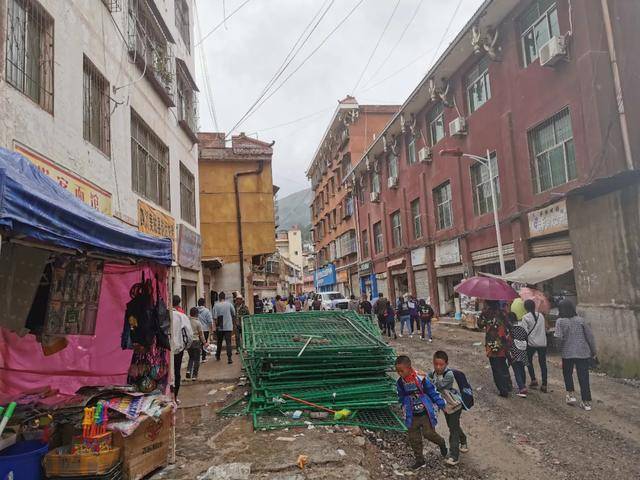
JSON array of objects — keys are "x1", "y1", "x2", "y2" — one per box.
[
  {"x1": 44, "y1": 258, "x2": 103, "y2": 336},
  {"x1": 126, "y1": 340, "x2": 169, "y2": 393},
  {"x1": 0, "y1": 243, "x2": 50, "y2": 336},
  {"x1": 121, "y1": 273, "x2": 155, "y2": 349},
  {"x1": 151, "y1": 274, "x2": 171, "y2": 350}
]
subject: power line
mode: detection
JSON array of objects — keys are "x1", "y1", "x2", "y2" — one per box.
[
  {"x1": 194, "y1": 0, "x2": 220, "y2": 130},
  {"x1": 427, "y1": 0, "x2": 463, "y2": 68},
  {"x1": 361, "y1": 46, "x2": 435, "y2": 93},
  {"x1": 351, "y1": 0, "x2": 401, "y2": 94},
  {"x1": 246, "y1": 106, "x2": 334, "y2": 135},
  {"x1": 230, "y1": 0, "x2": 367, "y2": 135},
  {"x1": 362, "y1": 0, "x2": 424, "y2": 90},
  {"x1": 196, "y1": 0, "x2": 252, "y2": 47},
  {"x1": 226, "y1": 1, "x2": 335, "y2": 138}
]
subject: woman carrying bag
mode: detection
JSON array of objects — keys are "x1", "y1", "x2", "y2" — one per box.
[
  {"x1": 554, "y1": 300, "x2": 598, "y2": 411},
  {"x1": 522, "y1": 299, "x2": 548, "y2": 392}
]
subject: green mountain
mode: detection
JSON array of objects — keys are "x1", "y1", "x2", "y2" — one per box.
[{"x1": 277, "y1": 188, "x2": 312, "y2": 241}]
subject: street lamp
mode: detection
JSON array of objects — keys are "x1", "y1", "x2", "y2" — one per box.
[{"x1": 440, "y1": 147, "x2": 506, "y2": 276}]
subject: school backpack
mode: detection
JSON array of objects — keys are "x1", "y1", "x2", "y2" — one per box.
[{"x1": 450, "y1": 369, "x2": 474, "y2": 410}]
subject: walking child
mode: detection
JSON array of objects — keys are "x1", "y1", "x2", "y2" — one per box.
[
  {"x1": 428, "y1": 351, "x2": 468, "y2": 466},
  {"x1": 395, "y1": 355, "x2": 447, "y2": 470},
  {"x1": 507, "y1": 311, "x2": 529, "y2": 398}
]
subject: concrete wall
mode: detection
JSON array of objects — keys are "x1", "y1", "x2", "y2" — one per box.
[
  {"x1": 287, "y1": 229, "x2": 303, "y2": 269},
  {"x1": 568, "y1": 182, "x2": 640, "y2": 377}
]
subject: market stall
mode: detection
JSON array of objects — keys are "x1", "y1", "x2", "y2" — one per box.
[{"x1": 0, "y1": 148, "x2": 175, "y2": 479}]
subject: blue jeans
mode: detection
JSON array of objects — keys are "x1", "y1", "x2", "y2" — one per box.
[
  {"x1": 512, "y1": 361, "x2": 526, "y2": 391},
  {"x1": 421, "y1": 319, "x2": 432, "y2": 339},
  {"x1": 400, "y1": 315, "x2": 412, "y2": 334}
]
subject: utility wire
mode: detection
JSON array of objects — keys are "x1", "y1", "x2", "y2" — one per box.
[
  {"x1": 230, "y1": 0, "x2": 366, "y2": 135},
  {"x1": 351, "y1": 0, "x2": 401, "y2": 94},
  {"x1": 246, "y1": 106, "x2": 335, "y2": 136},
  {"x1": 362, "y1": 0, "x2": 424, "y2": 90},
  {"x1": 196, "y1": 0, "x2": 252, "y2": 47},
  {"x1": 194, "y1": 0, "x2": 220, "y2": 130}
]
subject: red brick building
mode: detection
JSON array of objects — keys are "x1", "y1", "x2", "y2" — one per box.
[
  {"x1": 348, "y1": 0, "x2": 640, "y2": 315},
  {"x1": 307, "y1": 97, "x2": 398, "y2": 295}
]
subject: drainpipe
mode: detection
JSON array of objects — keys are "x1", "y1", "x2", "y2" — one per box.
[
  {"x1": 234, "y1": 160, "x2": 265, "y2": 299},
  {"x1": 601, "y1": 0, "x2": 634, "y2": 170}
]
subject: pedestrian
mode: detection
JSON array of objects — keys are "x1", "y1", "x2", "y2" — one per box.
[
  {"x1": 197, "y1": 298, "x2": 212, "y2": 362},
  {"x1": 507, "y1": 311, "x2": 529, "y2": 398},
  {"x1": 254, "y1": 294, "x2": 264, "y2": 314},
  {"x1": 385, "y1": 302, "x2": 397, "y2": 339},
  {"x1": 429, "y1": 350, "x2": 468, "y2": 466},
  {"x1": 234, "y1": 295, "x2": 249, "y2": 353},
  {"x1": 554, "y1": 300, "x2": 597, "y2": 411},
  {"x1": 286, "y1": 295, "x2": 296, "y2": 313},
  {"x1": 348, "y1": 294, "x2": 359, "y2": 312},
  {"x1": 397, "y1": 294, "x2": 412, "y2": 337},
  {"x1": 395, "y1": 355, "x2": 448, "y2": 470},
  {"x1": 306, "y1": 294, "x2": 315, "y2": 311},
  {"x1": 374, "y1": 293, "x2": 389, "y2": 332},
  {"x1": 294, "y1": 296, "x2": 303, "y2": 312},
  {"x1": 186, "y1": 307, "x2": 207, "y2": 381},
  {"x1": 170, "y1": 295, "x2": 192, "y2": 403},
  {"x1": 275, "y1": 295, "x2": 286, "y2": 313},
  {"x1": 522, "y1": 299, "x2": 548, "y2": 392},
  {"x1": 212, "y1": 292, "x2": 236, "y2": 364},
  {"x1": 418, "y1": 299, "x2": 435, "y2": 342},
  {"x1": 311, "y1": 294, "x2": 322, "y2": 311},
  {"x1": 359, "y1": 293, "x2": 372, "y2": 315},
  {"x1": 408, "y1": 295, "x2": 419, "y2": 334},
  {"x1": 477, "y1": 300, "x2": 512, "y2": 397}
]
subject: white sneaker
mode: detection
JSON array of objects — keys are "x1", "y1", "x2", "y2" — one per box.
[
  {"x1": 409, "y1": 335, "x2": 414, "y2": 338},
  {"x1": 581, "y1": 401, "x2": 592, "y2": 411},
  {"x1": 398, "y1": 334, "x2": 403, "y2": 337},
  {"x1": 428, "y1": 338, "x2": 433, "y2": 343},
  {"x1": 566, "y1": 394, "x2": 577, "y2": 405},
  {"x1": 444, "y1": 457, "x2": 459, "y2": 466}
]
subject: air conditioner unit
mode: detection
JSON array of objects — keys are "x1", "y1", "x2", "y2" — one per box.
[
  {"x1": 387, "y1": 176, "x2": 399, "y2": 189},
  {"x1": 449, "y1": 117, "x2": 467, "y2": 137},
  {"x1": 370, "y1": 191, "x2": 380, "y2": 203},
  {"x1": 539, "y1": 35, "x2": 567, "y2": 67},
  {"x1": 418, "y1": 147, "x2": 432, "y2": 163}
]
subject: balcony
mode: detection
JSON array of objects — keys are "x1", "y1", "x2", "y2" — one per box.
[{"x1": 128, "y1": 1, "x2": 175, "y2": 107}]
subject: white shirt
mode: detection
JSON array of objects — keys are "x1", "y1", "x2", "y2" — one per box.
[{"x1": 522, "y1": 311, "x2": 547, "y2": 347}]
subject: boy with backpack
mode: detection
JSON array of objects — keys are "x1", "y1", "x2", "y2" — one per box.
[
  {"x1": 428, "y1": 350, "x2": 472, "y2": 466},
  {"x1": 395, "y1": 355, "x2": 447, "y2": 470}
]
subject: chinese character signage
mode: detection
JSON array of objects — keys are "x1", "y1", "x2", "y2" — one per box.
[
  {"x1": 177, "y1": 224, "x2": 201, "y2": 271},
  {"x1": 315, "y1": 264, "x2": 336, "y2": 288},
  {"x1": 138, "y1": 200, "x2": 176, "y2": 241},
  {"x1": 528, "y1": 200, "x2": 568, "y2": 238},
  {"x1": 15, "y1": 144, "x2": 112, "y2": 215}
]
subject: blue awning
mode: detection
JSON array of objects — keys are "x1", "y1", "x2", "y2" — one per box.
[{"x1": 0, "y1": 148, "x2": 172, "y2": 264}]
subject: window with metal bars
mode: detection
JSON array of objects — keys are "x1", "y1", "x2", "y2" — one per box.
[
  {"x1": 427, "y1": 102, "x2": 445, "y2": 146},
  {"x1": 362, "y1": 229, "x2": 369, "y2": 258},
  {"x1": 176, "y1": 60, "x2": 198, "y2": 141},
  {"x1": 175, "y1": 0, "x2": 190, "y2": 50},
  {"x1": 465, "y1": 56, "x2": 491, "y2": 114},
  {"x1": 83, "y1": 56, "x2": 111, "y2": 156},
  {"x1": 470, "y1": 152, "x2": 500, "y2": 216},
  {"x1": 101, "y1": 0, "x2": 122, "y2": 12},
  {"x1": 373, "y1": 222, "x2": 383, "y2": 254},
  {"x1": 434, "y1": 182, "x2": 453, "y2": 230},
  {"x1": 411, "y1": 198, "x2": 422, "y2": 239},
  {"x1": 5, "y1": 0, "x2": 54, "y2": 113},
  {"x1": 130, "y1": 110, "x2": 170, "y2": 210},
  {"x1": 391, "y1": 211, "x2": 402, "y2": 248},
  {"x1": 529, "y1": 108, "x2": 575, "y2": 192},
  {"x1": 179, "y1": 162, "x2": 196, "y2": 226},
  {"x1": 519, "y1": 0, "x2": 559, "y2": 67}
]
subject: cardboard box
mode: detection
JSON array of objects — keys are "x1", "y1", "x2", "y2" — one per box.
[{"x1": 113, "y1": 407, "x2": 172, "y2": 480}]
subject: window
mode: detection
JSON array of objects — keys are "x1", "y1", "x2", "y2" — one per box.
[
  {"x1": 340, "y1": 230, "x2": 357, "y2": 256},
  {"x1": 391, "y1": 211, "x2": 402, "y2": 248},
  {"x1": 357, "y1": 179, "x2": 365, "y2": 203},
  {"x1": 175, "y1": 0, "x2": 190, "y2": 51},
  {"x1": 427, "y1": 103, "x2": 445, "y2": 146},
  {"x1": 180, "y1": 163, "x2": 196, "y2": 225},
  {"x1": 388, "y1": 153, "x2": 398, "y2": 179},
  {"x1": 465, "y1": 56, "x2": 491, "y2": 114},
  {"x1": 176, "y1": 59, "x2": 198, "y2": 141},
  {"x1": 411, "y1": 199, "x2": 422, "y2": 239},
  {"x1": 373, "y1": 222, "x2": 384, "y2": 254},
  {"x1": 519, "y1": 0, "x2": 559, "y2": 67},
  {"x1": 5, "y1": 0, "x2": 54, "y2": 113},
  {"x1": 131, "y1": 110, "x2": 170, "y2": 210},
  {"x1": 434, "y1": 182, "x2": 453, "y2": 230},
  {"x1": 406, "y1": 133, "x2": 417, "y2": 165},
  {"x1": 529, "y1": 108, "x2": 576, "y2": 192},
  {"x1": 83, "y1": 56, "x2": 110, "y2": 156},
  {"x1": 372, "y1": 171, "x2": 381, "y2": 194},
  {"x1": 362, "y1": 230, "x2": 370, "y2": 258},
  {"x1": 470, "y1": 152, "x2": 501, "y2": 216}
]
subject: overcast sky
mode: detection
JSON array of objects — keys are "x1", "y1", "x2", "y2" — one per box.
[{"x1": 195, "y1": 0, "x2": 485, "y2": 197}]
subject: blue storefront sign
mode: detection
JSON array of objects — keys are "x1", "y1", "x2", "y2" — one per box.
[{"x1": 315, "y1": 264, "x2": 336, "y2": 290}]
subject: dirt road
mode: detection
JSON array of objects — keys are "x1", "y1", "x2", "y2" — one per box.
[{"x1": 152, "y1": 323, "x2": 640, "y2": 479}]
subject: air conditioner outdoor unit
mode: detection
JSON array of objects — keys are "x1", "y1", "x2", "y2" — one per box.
[
  {"x1": 418, "y1": 147, "x2": 432, "y2": 162},
  {"x1": 387, "y1": 176, "x2": 399, "y2": 189},
  {"x1": 449, "y1": 117, "x2": 467, "y2": 137},
  {"x1": 539, "y1": 35, "x2": 567, "y2": 67},
  {"x1": 370, "y1": 191, "x2": 380, "y2": 203}
]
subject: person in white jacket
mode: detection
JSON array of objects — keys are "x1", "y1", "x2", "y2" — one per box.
[
  {"x1": 522, "y1": 299, "x2": 548, "y2": 392},
  {"x1": 170, "y1": 295, "x2": 193, "y2": 403}
]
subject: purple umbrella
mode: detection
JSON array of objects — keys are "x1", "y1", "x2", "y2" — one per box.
[{"x1": 454, "y1": 276, "x2": 518, "y2": 301}]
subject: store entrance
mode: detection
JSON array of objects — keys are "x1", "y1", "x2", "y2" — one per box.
[
  {"x1": 393, "y1": 273, "x2": 409, "y2": 300},
  {"x1": 437, "y1": 274, "x2": 463, "y2": 316}
]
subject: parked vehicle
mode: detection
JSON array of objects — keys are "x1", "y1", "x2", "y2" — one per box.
[{"x1": 319, "y1": 292, "x2": 349, "y2": 310}]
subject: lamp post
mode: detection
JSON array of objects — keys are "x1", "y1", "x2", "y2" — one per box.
[{"x1": 440, "y1": 148, "x2": 506, "y2": 276}]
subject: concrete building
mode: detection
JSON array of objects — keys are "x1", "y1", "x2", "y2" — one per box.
[
  {"x1": 198, "y1": 132, "x2": 277, "y2": 311},
  {"x1": 307, "y1": 96, "x2": 398, "y2": 296},
  {"x1": 0, "y1": 0, "x2": 202, "y2": 306},
  {"x1": 275, "y1": 227, "x2": 303, "y2": 269},
  {"x1": 346, "y1": 0, "x2": 640, "y2": 356}
]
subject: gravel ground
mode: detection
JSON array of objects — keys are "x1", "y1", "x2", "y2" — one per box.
[{"x1": 150, "y1": 323, "x2": 640, "y2": 480}]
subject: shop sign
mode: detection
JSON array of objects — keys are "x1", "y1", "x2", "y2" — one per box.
[
  {"x1": 386, "y1": 257, "x2": 404, "y2": 269},
  {"x1": 337, "y1": 269, "x2": 349, "y2": 283},
  {"x1": 15, "y1": 143, "x2": 112, "y2": 215},
  {"x1": 359, "y1": 261, "x2": 372, "y2": 275},
  {"x1": 303, "y1": 274, "x2": 314, "y2": 283},
  {"x1": 528, "y1": 200, "x2": 568, "y2": 238},
  {"x1": 435, "y1": 239, "x2": 460, "y2": 266},
  {"x1": 177, "y1": 224, "x2": 201, "y2": 271},
  {"x1": 315, "y1": 264, "x2": 336, "y2": 288},
  {"x1": 138, "y1": 200, "x2": 176, "y2": 242},
  {"x1": 411, "y1": 247, "x2": 427, "y2": 266}
]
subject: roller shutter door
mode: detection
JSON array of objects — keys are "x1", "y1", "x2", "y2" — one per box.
[
  {"x1": 413, "y1": 269, "x2": 430, "y2": 302},
  {"x1": 350, "y1": 274, "x2": 360, "y2": 297},
  {"x1": 377, "y1": 278, "x2": 388, "y2": 297},
  {"x1": 530, "y1": 235, "x2": 572, "y2": 257}
]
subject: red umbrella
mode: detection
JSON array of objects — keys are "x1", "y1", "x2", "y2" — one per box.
[
  {"x1": 519, "y1": 287, "x2": 551, "y2": 314},
  {"x1": 454, "y1": 276, "x2": 519, "y2": 301}
]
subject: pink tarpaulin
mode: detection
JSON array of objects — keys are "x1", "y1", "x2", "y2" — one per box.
[{"x1": 0, "y1": 263, "x2": 168, "y2": 397}]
